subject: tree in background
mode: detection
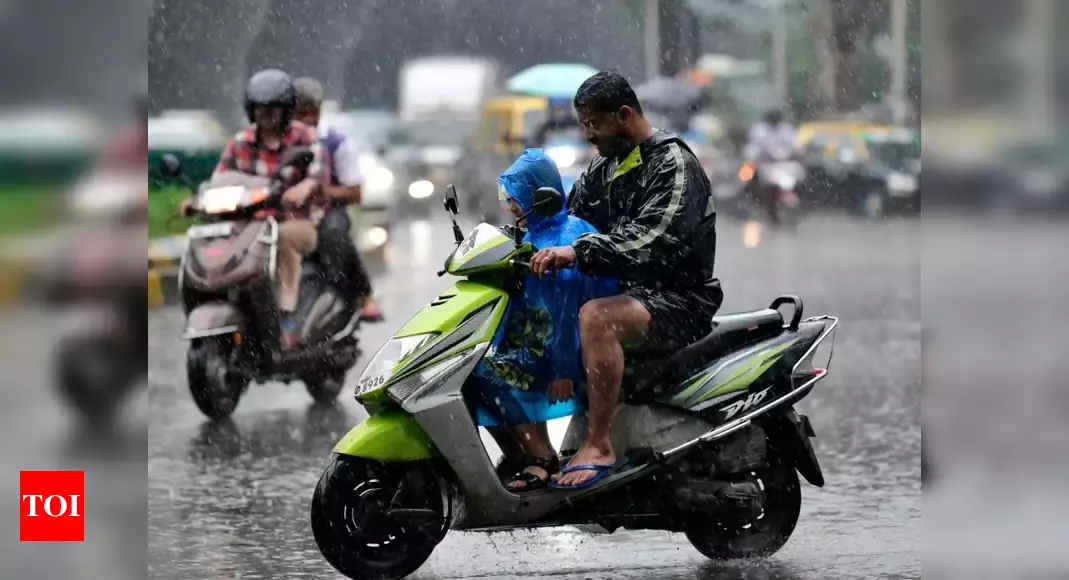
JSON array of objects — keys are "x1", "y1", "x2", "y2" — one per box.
[
  {"x1": 812, "y1": 0, "x2": 885, "y2": 113},
  {"x1": 808, "y1": 0, "x2": 919, "y2": 117}
]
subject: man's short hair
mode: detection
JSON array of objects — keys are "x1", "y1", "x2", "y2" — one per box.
[
  {"x1": 573, "y1": 71, "x2": 643, "y2": 116},
  {"x1": 293, "y1": 77, "x2": 324, "y2": 109}
]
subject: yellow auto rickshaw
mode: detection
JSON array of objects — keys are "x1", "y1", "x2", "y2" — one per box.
[
  {"x1": 473, "y1": 95, "x2": 550, "y2": 157},
  {"x1": 797, "y1": 121, "x2": 899, "y2": 162}
]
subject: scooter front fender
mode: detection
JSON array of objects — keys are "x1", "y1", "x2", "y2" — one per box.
[
  {"x1": 184, "y1": 302, "x2": 244, "y2": 340},
  {"x1": 333, "y1": 410, "x2": 439, "y2": 462}
]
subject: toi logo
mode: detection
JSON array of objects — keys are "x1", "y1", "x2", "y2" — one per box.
[{"x1": 19, "y1": 471, "x2": 84, "y2": 542}]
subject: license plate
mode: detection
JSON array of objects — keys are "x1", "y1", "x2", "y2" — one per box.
[{"x1": 188, "y1": 222, "x2": 235, "y2": 239}]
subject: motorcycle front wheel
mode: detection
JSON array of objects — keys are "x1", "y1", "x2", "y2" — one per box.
[
  {"x1": 302, "y1": 371, "x2": 345, "y2": 404},
  {"x1": 186, "y1": 339, "x2": 245, "y2": 421},
  {"x1": 311, "y1": 456, "x2": 448, "y2": 580},
  {"x1": 684, "y1": 452, "x2": 802, "y2": 561}
]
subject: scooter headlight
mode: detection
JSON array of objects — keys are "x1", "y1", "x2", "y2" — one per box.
[{"x1": 355, "y1": 333, "x2": 437, "y2": 397}]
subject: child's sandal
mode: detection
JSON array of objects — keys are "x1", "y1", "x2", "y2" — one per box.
[{"x1": 504, "y1": 456, "x2": 560, "y2": 492}]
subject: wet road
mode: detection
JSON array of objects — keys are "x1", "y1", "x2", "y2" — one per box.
[{"x1": 147, "y1": 213, "x2": 921, "y2": 579}]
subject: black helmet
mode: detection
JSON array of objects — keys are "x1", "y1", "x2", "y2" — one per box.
[
  {"x1": 244, "y1": 69, "x2": 296, "y2": 124},
  {"x1": 763, "y1": 109, "x2": 785, "y2": 125}
]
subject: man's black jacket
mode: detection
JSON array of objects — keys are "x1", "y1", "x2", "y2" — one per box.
[{"x1": 566, "y1": 129, "x2": 717, "y2": 289}]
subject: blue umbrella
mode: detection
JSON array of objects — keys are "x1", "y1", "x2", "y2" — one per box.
[{"x1": 507, "y1": 63, "x2": 600, "y2": 99}]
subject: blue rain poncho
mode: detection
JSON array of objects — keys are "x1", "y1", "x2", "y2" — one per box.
[{"x1": 471, "y1": 149, "x2": 618, "y2": 427}]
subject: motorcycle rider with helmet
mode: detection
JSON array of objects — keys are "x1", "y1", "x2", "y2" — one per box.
[
  {"x1": 743, "y1": 108, "x2": 799, "y2": 225},
  {"x1": 177, "y1": 68, "x2": 326, "y2": 349}
]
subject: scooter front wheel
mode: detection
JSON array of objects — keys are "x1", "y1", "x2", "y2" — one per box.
[
  {"x1": 311, "y1": 456, "x2": 448, "y2": 580},
  {"x1": 186, "y1": 339, "x2": 245, "y2": 421}
]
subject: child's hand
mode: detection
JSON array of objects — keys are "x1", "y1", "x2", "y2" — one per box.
[{"x1": 548, "y1": 379, "x2": 574, "y2": 403}]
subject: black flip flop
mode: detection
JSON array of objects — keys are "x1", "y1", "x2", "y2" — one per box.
[{"x1": 504, "y1": 456, "x2": 560, "y2": 492}]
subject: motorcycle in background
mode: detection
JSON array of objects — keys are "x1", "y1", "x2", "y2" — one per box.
[
  {"x1": 36, "y1": 169, "x2": 148, "y2": 423},
  {"x1": 739, "y1": 155, "x2": 806, "y2": 229},
  {"x1": 158, "y1": 149, "x2": 364, "y2": 421}
]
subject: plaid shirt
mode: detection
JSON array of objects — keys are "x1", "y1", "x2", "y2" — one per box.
[{"x1": 213, "y1": 120, "x2": 327, "y2": 182}]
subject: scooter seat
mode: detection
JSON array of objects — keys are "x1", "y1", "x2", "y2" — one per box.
[
  {"x1": 623, "y1": 308, "x2": 785, "y2": 402},
  {"x1": 703, "y1": 308, "x2": 785, "y2": 357}
]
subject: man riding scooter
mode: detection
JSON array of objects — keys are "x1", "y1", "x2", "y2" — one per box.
[
  {"x1": 177, "y1": 69, "x2": 326, "y2": 348},
  {"x1": 292, "y1": 77, "x2": 384, "y2": 322},
  {"x1": 743, "y1": 109, "x2": 802, "y2": 225}
]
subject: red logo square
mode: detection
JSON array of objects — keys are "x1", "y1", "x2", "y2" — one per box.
[{"x1": 19, "y1": 471, "x2": 84, "y2": 542}]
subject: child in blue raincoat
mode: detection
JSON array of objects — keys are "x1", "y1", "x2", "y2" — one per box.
[{"x1": 470, "y1": 149, "x2": 617, "y2": 492}]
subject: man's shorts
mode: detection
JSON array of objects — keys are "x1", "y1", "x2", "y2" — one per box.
[{"x1": 625, "y1": 281, "x2": 724, "y2": 352}]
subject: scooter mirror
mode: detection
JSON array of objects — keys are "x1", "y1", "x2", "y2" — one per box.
[
  {"x1": 280, "y1": 147, "x2": 315, "y2": 171},
  {"x1": 532, "y1": 187, "x2": 563, "y2": 217},
  {"x1": 160, "y1": 154, "x2": 182, "y2": 177},
  {"x1": 444, "y1": 184, "x2": 460, "y2": 214}
]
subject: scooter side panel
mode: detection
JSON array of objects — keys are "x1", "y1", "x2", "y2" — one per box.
[
  {"x1": 332, "y1": 410, "x2": 439, "y2": 461},
  {"x1": 559, "y1": 405, "x2": 713, "y2": 458},
  {"x1": 665, "y1": 321, "x2": 825, "y2": 416},
  {"x1": 393, "y1": 280, "x2": 508, "y2": 338}
]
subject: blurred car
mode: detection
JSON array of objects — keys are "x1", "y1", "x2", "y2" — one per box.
[
  {"x1": 147, "y1": 112, "x2": 228, "y2": 185},
  {"x1": 996, "y1": 139, "x2": 1069, "y2": 212},
  {"x1": 844, "y1": 129, "x2": 921, "y2": 219},
  {"x1": 798, "y1": 125, "x2": 922, "y2": 217},
  {"x1": 321, "y1": 109, "x2": 396, "y2": 155},
  {"x1": 0, "y1": 108, "x2": 102, "y2": 187},
  {"x1": 456, "y1": 95, "x2": 551, "y2": 223},
  {"x1": 381, "y1": 118, "x2": 475, "y2": 213}
]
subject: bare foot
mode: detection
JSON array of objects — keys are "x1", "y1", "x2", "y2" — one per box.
[
  {"x1": 506, "y1": 466, "x2": 549, "y2": 491},
  {"x1": 551, "y1": 444, "x2": 615, "y2": 488}
]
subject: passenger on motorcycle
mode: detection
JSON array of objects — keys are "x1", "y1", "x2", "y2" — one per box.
[
  {"x1": 292, "y1": 77, "x2": 384, "y2": 321},
  {"x1": 469, "y1": 149, "x2": 617, "y2": 492},
  {"x1": 743, "y1": 109, "x2": 800, "y2": 224},
  {"x1": 179, "y1": 69, "x2": 326, "y2": 349},
  {"x1": 531, "y1": 72, "x2": 722, "y2": 490}
]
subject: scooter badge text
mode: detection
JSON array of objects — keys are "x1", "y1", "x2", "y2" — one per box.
[{"x1": 722, "y1": 387, "x2": 772, "y2": 420}]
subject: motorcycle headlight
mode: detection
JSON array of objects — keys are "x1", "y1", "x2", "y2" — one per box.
[
  {"x1": 546, "y1": 146, "x2": 578, "y2": 169},
  {"x1": 355, "y1": 333, "x2": 437, "y2": 397},
  {"x1": 772, "y1": 173, "x2": 797, "y2": 191}
]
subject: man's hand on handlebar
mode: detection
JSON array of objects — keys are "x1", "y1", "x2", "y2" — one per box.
[
  {"x1": 530, "y1": 246, "x2": 577, "y2": 278},
  {"x1": 282, "y1": 179, "x2": 322, "y2": 207}
]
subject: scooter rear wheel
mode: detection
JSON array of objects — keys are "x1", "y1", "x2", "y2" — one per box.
[
  {"x1": 684, "y1": 453, "x2": 801, "y2": 561},
  {"x1": 311, "y1": 456, "x2": 447, "y2": 580}
]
